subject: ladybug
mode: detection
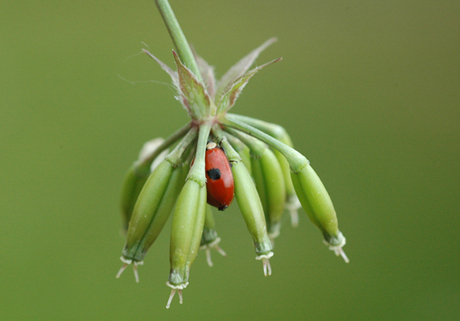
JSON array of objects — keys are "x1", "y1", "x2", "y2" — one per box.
[{"x1": 205, "y1": 142, "x2": 234, "y2": 211}]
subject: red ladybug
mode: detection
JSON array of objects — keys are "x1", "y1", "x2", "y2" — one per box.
[{"x1": 205, "y1": 142, "x2": 234, "y2": 211}]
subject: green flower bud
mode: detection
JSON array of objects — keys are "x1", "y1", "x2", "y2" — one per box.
[
  {"x1": 119, "y1": 164, "x2": 149, "y2": 233},
  {"x1": 231, "y1": 152, "x2": 274, "y2": 275},
  {"x1": 272, "y1": 148, "x2": 301, "y2": 228},
  {"x1": 167, "y1": 179, "x2": 207, "y2": 308},
  {"x1": 117, "y1": 160, "x2": 179, "y2": 282},
  {"x1": 250, "y1": 148, "x2": 286, "y2": 240},
  {"x1": 226, "y1": 128, "x2": 286, "y2": 240},
  {"x1": 117, "y1": 129, "x2": 198, "y2": 282},
  {"x1": 291, "y1": 163, "x2": 348, "y2": 263},
  {"x1": 226, "y1": 113, "x2": 301, "y2": 227},
  {"x1": 119, "y1": 138, "x2": 169, "y2": 233},
  {"x1": 200, "y1": 205, "x2": 227, "y2": 267},
  {"x1": 223, "y1": 115, "x2": 348, "y2": 262}
]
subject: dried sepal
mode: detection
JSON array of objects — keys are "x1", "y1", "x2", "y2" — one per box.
[
  {"x1": 172, "y1": 51, "x2": 212, "y2": 119},
  {"x1": 216, "y1": 38, "x2": 277, "y2": 97},
  {"x1": 142, "y1": 49, "x2": 178, "y2": 85},
  {"x1": 217, "y1": 58, "x2": 282, "y2": 114}
]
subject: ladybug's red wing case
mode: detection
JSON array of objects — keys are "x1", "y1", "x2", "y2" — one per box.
[{"x1": 205, "y1": 143, "x2": 234, "y2": 211}]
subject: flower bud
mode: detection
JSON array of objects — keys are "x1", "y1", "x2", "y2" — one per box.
[
  {"x1": 250, "y1": 148, "x2": 286, "y2": 240},
  {"x1": 231, "y1": 155, "x2": 274, "y2": 275},
  {"x1": 119, "y1": 164, "x2": 150, "y2": 233},
  {"x1": 224, "y1": 128, "x2": 286, "y2": 240},
  {"x1": 117, "y1": 159, "x2": 185, "y2": 281},
  {"x1": 291, "y1": 163, "x2": 348, "y2": 262},
  {"x1": 272, "y1": 148, "x2": 301, "y2": 228},
  {"x1": 225, "y1": 114, "x2": 301, "y2": 227},
  {"x1": 167, "y1": 179, "x2": 207, "y2": 307},
  {"x1": 119, "y1": 138, "x2": 169, "y2": 233}
]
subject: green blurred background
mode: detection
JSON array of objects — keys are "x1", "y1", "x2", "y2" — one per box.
[{"x1": 1, "y1": 1, "x2": 459, "y2": 320}]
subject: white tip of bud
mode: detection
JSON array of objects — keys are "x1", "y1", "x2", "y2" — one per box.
[
  {"x1": 201, "y1": 237, "x2": 227, "y2": 267},
  {"x1": 263, "y1": 259, "x2": 272, "y2": 276},
  {"x1": 286, "y1": 195, "x2": 301, "y2": 228},
  {"x1": 116, "y1": 263, "x2": 128, "y2": 279},
  {"x1": 256, "y1": 252, "x2": 274, "y2": 276},
  {"x1": 133, "y1": 265, "x2": 140, "y2": 283},
  {"x1": 215, "y1": 245, "x2": 227, "y2": 257},
  {"x1": 116, "y1": 257, "x2": 144, "y2": 281},
  {"x1": 325, "y1": 233, "x2": 349, "y2": 263},
  {"x1": 269, "y1": 230, "x2": 280, "y2": 242},
  {"x1": 165, "y1": 282, "x2": 188, "y2": 308},
  {"x1": 138, "y1": 138, "x2": 164, "y2": 162},
  {"x1": 166, "y1": 289, "x2": 176, "y2": 309},
  {"x1": 205, "y1": 248, "x2": 213, "y2": 267},
  {"x1": 335, "y1": 247, "x2": 349, "y2": 263},
  {"x1": 178, "y1": 290, "x2": 183, "y2": 304}
]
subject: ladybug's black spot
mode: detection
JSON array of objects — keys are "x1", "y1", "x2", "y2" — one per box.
[{"x1": 207, "y1": 168, "x2": 221, "y2": 180}]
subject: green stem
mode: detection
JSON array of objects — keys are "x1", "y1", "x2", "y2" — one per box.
[
  {"x1": 136, "y1": 122, "x2": 192, "y2": 175},
  {"x1": 222, "y1": 115, "x2": 308, "y2": 172},
  {"x1": 224, "y1": 127, "x2": 266, "y2": 157},
  {"x1": 211, "y1": 126, "x2": 241, "y2": 162},
  {"x1": 155, "y1": 0, "x2": 203, "y2": 82},
  {"x1": 187, "y1": 122, "x2": 212, "y2": 185},
  {"x1": 166, "y1": 127, "x2": 198, "y2": 166},
  {"x1": 227, "y1": 113, "x2": 294, "y2": 147}
]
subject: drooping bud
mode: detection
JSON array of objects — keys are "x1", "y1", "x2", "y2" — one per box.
[
  {"x1": 222, "y1": 115, "x2": 348, "y2": 262},
  {"x1": 118, "y1": 159, "x2": 175, "y2": 282},
  {"x1": 117, "y1": 129, "x2": 198, "y2": 282},
  {"x1": 123, "y1": 162, "x2": 187, "y2": 261},
  {"x1": 119, "y1": 138, "x2": 168, "y2": 233},
  {"x1": 250, "y1": 148, "x2": 286, "y2": 240},
  {"x1": 232, "y1": 157, "x2": 274, "y2": 274},
  {"x1": 218, "y1": 137, "x2": 274, "y2": 275},
  {"x1": 167, "y1": 179, "x2": 207, "y2": 307},
  {"x1": 225, "y1": 128, "x2": 285, "y2": 240},
  {"x1": 291, "y1": 163, "x2": 348, "y2": 263},
  {"x1": 226, "y1": 114, "x2": 301, "y2": 227}
]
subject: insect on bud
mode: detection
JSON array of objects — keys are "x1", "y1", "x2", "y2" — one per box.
[{"x1": 204, "y1": 142, "x2": 235, "y2": 211}]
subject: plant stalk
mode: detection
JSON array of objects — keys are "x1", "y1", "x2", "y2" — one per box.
[{"x1": 155, "y1": 0, "x2": 203, "y2": 82}]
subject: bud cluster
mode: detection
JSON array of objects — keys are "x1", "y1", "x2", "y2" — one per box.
[{"x1": 116, "y1": 38, "x2": 348, "y2": 308}]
